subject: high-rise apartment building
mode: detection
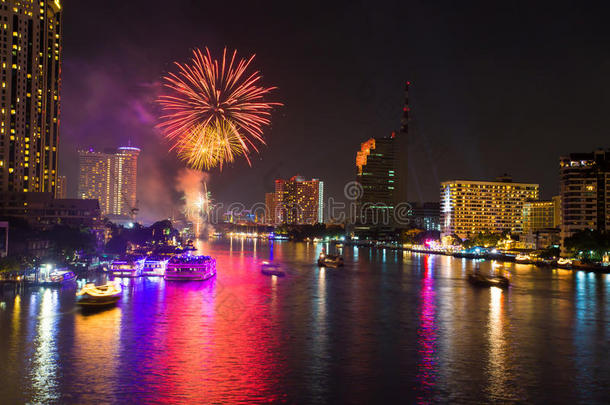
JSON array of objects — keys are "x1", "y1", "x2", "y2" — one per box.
[
  {"x1": 559, "y1": 149, "x2": 610, "y2": 241},
  {"x1": 55, "y1": 174, "x2": 66, "y2": 198},
  {"x1": 440, "y1": 177, "x2": 539, "y2": 238},
  {"x1": 0, "y1": 1, "x2": 62, "y2": 195},
  {"x1": 78, "y1": 146, "x2": 140, "y2": 217},
  {"x1": 274, "y1": 175, "x2": 323, "y2": 225}
]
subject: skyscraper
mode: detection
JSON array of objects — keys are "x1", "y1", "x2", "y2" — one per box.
[
  {"x1": 0, "y1": 1, "x2": 62, "y2": 195},
  {"x1": 559, "y1": 149, "x2": 610, "y2": 241},
  {"x1": 274, "y1": 175, "x2": 323, "y2": 225},
  {"x1": 355, "y1": 137, "x2": 397, "y2": 230},
  {"x1": 78, "y1": 146, "x2": 140, "y2": 218},
  {"x1": 353, "y1": 82, "x2": 409, "y2": 235}
]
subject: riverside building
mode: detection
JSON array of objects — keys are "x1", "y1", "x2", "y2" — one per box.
[
  {"x1": 78, "y1": 146, "x2": 140, "y2": 218},
  {"x1": 440, "y1": 176, "x2": 539, "y2": 239},
  {"x1": 559, "y1": 149, "x2": 610, "y2": 241}
]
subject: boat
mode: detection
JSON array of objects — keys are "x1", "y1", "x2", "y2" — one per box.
[
  {"x1": 515, "y1": 254, "x2": 533, "y2": 264},
  {"x1": 76, "y1": 282, "x2": 122, "y2": 307},
  {"x1": 165, "y1": 255, "x2": 216, "y2": 281},
  {"x1": 261, "y1": 261, "x2": 285, "y2": 277},
  {"x1": 467, "y1": 273, "x2": 510, "y2": 288},
  {"x1": 109, "y1": 255, "x2": 145, "y2": 278},
  {"x1": 317, "y1": 251, "x2": 344, "y2": 268},
  {"x1": 26, "y1": 268, "x2": 77, "y2": 286},
  {"x1": 142, "y1": 255, "x2": 169, "y2": 277},
  {"x1": 49, "y1": 270, "x2": 77, "y2": 283}
]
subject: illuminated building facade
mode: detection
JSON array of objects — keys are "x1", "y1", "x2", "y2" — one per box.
[
  {"x1": 275, "y1": 175, "x2": 323, "y2": 224},
  {"x1": 521, "y1": 199, "x2": 561, "y2": 249},
  {"x1": 354, "y1": 82, "x2": 409, "y2": 235},
  {"x1": 440, "y1": 177, "x2": 539, "y2": 239},
  {"x1": 78, "y1": 146, "x2": 140, "y2": 217},
  {"x1": 0, "y1": 1, "x2": 62, "y2": 195},
  {"x1": 559, "y1": 149, "x2": 610, "y2": 241},
  {"x1": 356, "y1": 137, "x2": 396, "y2": 205},
  {"x1": 522, "y1": 200, "x2": 556, "y2": 234}
]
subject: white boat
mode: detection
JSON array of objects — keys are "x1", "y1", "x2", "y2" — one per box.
[
  {"x1": 142, "y1": 256, "x2": 169, "y2": 277},
  {"x1": 109, "y1": 256, "x2": 145, "y2": 278},
  {"x1": 165, "y1": 255, "x2": 216, "y2": 281}
]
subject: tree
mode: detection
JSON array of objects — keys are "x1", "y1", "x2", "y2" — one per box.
[{"x1": 564, "y1": 230, "x2": 610, "y2": 260}]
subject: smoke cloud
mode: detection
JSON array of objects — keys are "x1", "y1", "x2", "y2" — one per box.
[{"x1": 175, "y1": 168, "x2": 207, "y2": 221}]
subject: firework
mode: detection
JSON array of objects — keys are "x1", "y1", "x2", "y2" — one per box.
[
  {"x1": 177, "y1": 118, "x2": 246, "y2": 170},
  {"x1": 157, "y1": 47, "x2": 280, "y2": 170}
]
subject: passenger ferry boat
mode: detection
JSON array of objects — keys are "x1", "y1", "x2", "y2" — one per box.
[
  {"x1": 142, "y1": 255, "x2": 170, "y2": 277},
  {"x1": 165, "y1": 255, "x2": 216, "y2": 281},
  {"x1": 109, "y1": 255, "x2": 145, "y2": 278}
]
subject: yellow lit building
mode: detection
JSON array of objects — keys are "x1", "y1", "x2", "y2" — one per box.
[
  {"x1": 274, "y1": 175, "x2": 323, "y2": 225},
  {"x1": 0, "y1": 1, "x2": 62, "y2": 195},
  {"x1": 78, "y1": 146, "x2": 140, "y2": 217},
  {"x1": 440, "y1": 177, "x2": 539, "y2": 238},
  {"x1": 522, "y1": 200, "x2": 556, "y2": 233}
]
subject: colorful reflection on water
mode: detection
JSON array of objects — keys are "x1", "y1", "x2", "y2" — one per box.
[
  {"x1": 415, "y1": 255, "x2": 437, "y2": 403},
  {"x1": 0, "y1": 239, "x2": 609, "y2": 403}
]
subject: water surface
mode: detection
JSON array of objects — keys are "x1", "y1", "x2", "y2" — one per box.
[{"x1": 0, "y1": 239, "x2": 609, "y2": 403}]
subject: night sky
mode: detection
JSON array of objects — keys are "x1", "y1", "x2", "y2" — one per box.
[{"x1": 60, "y1": 0, "x2": 610, "y2": 222}]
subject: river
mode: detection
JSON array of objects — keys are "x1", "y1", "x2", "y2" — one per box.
[{"x1": 0, "y1": 239, "x2": 608, "y2": 403}]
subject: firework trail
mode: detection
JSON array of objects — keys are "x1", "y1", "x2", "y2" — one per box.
[{"x1": 157, "y1": 47, "x2": 281, "y2": 170}]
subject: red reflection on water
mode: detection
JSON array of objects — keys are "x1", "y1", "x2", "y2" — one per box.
[
  {"x1": 147, "y1": 249, "x2": 284, "y2": 403},
  {"x1": 416, "y1": 255, "x2": 437, "y2": 403}
]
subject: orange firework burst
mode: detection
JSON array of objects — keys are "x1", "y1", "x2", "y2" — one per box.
[{"x1": 157, "y1": 47, "x2": 280, "y2": 170}]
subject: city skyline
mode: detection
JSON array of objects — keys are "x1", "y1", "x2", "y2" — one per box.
[
  {"x1": 2, "y1": 2, "x2": 610, "y2": 404},
  {"x1": 56, "y1": 0, "x2": 610, "y2": 218}
]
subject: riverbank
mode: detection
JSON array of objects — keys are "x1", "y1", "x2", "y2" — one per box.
[{"x1": 343, "y1": 240, "x2": 610, "y2": 273}]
